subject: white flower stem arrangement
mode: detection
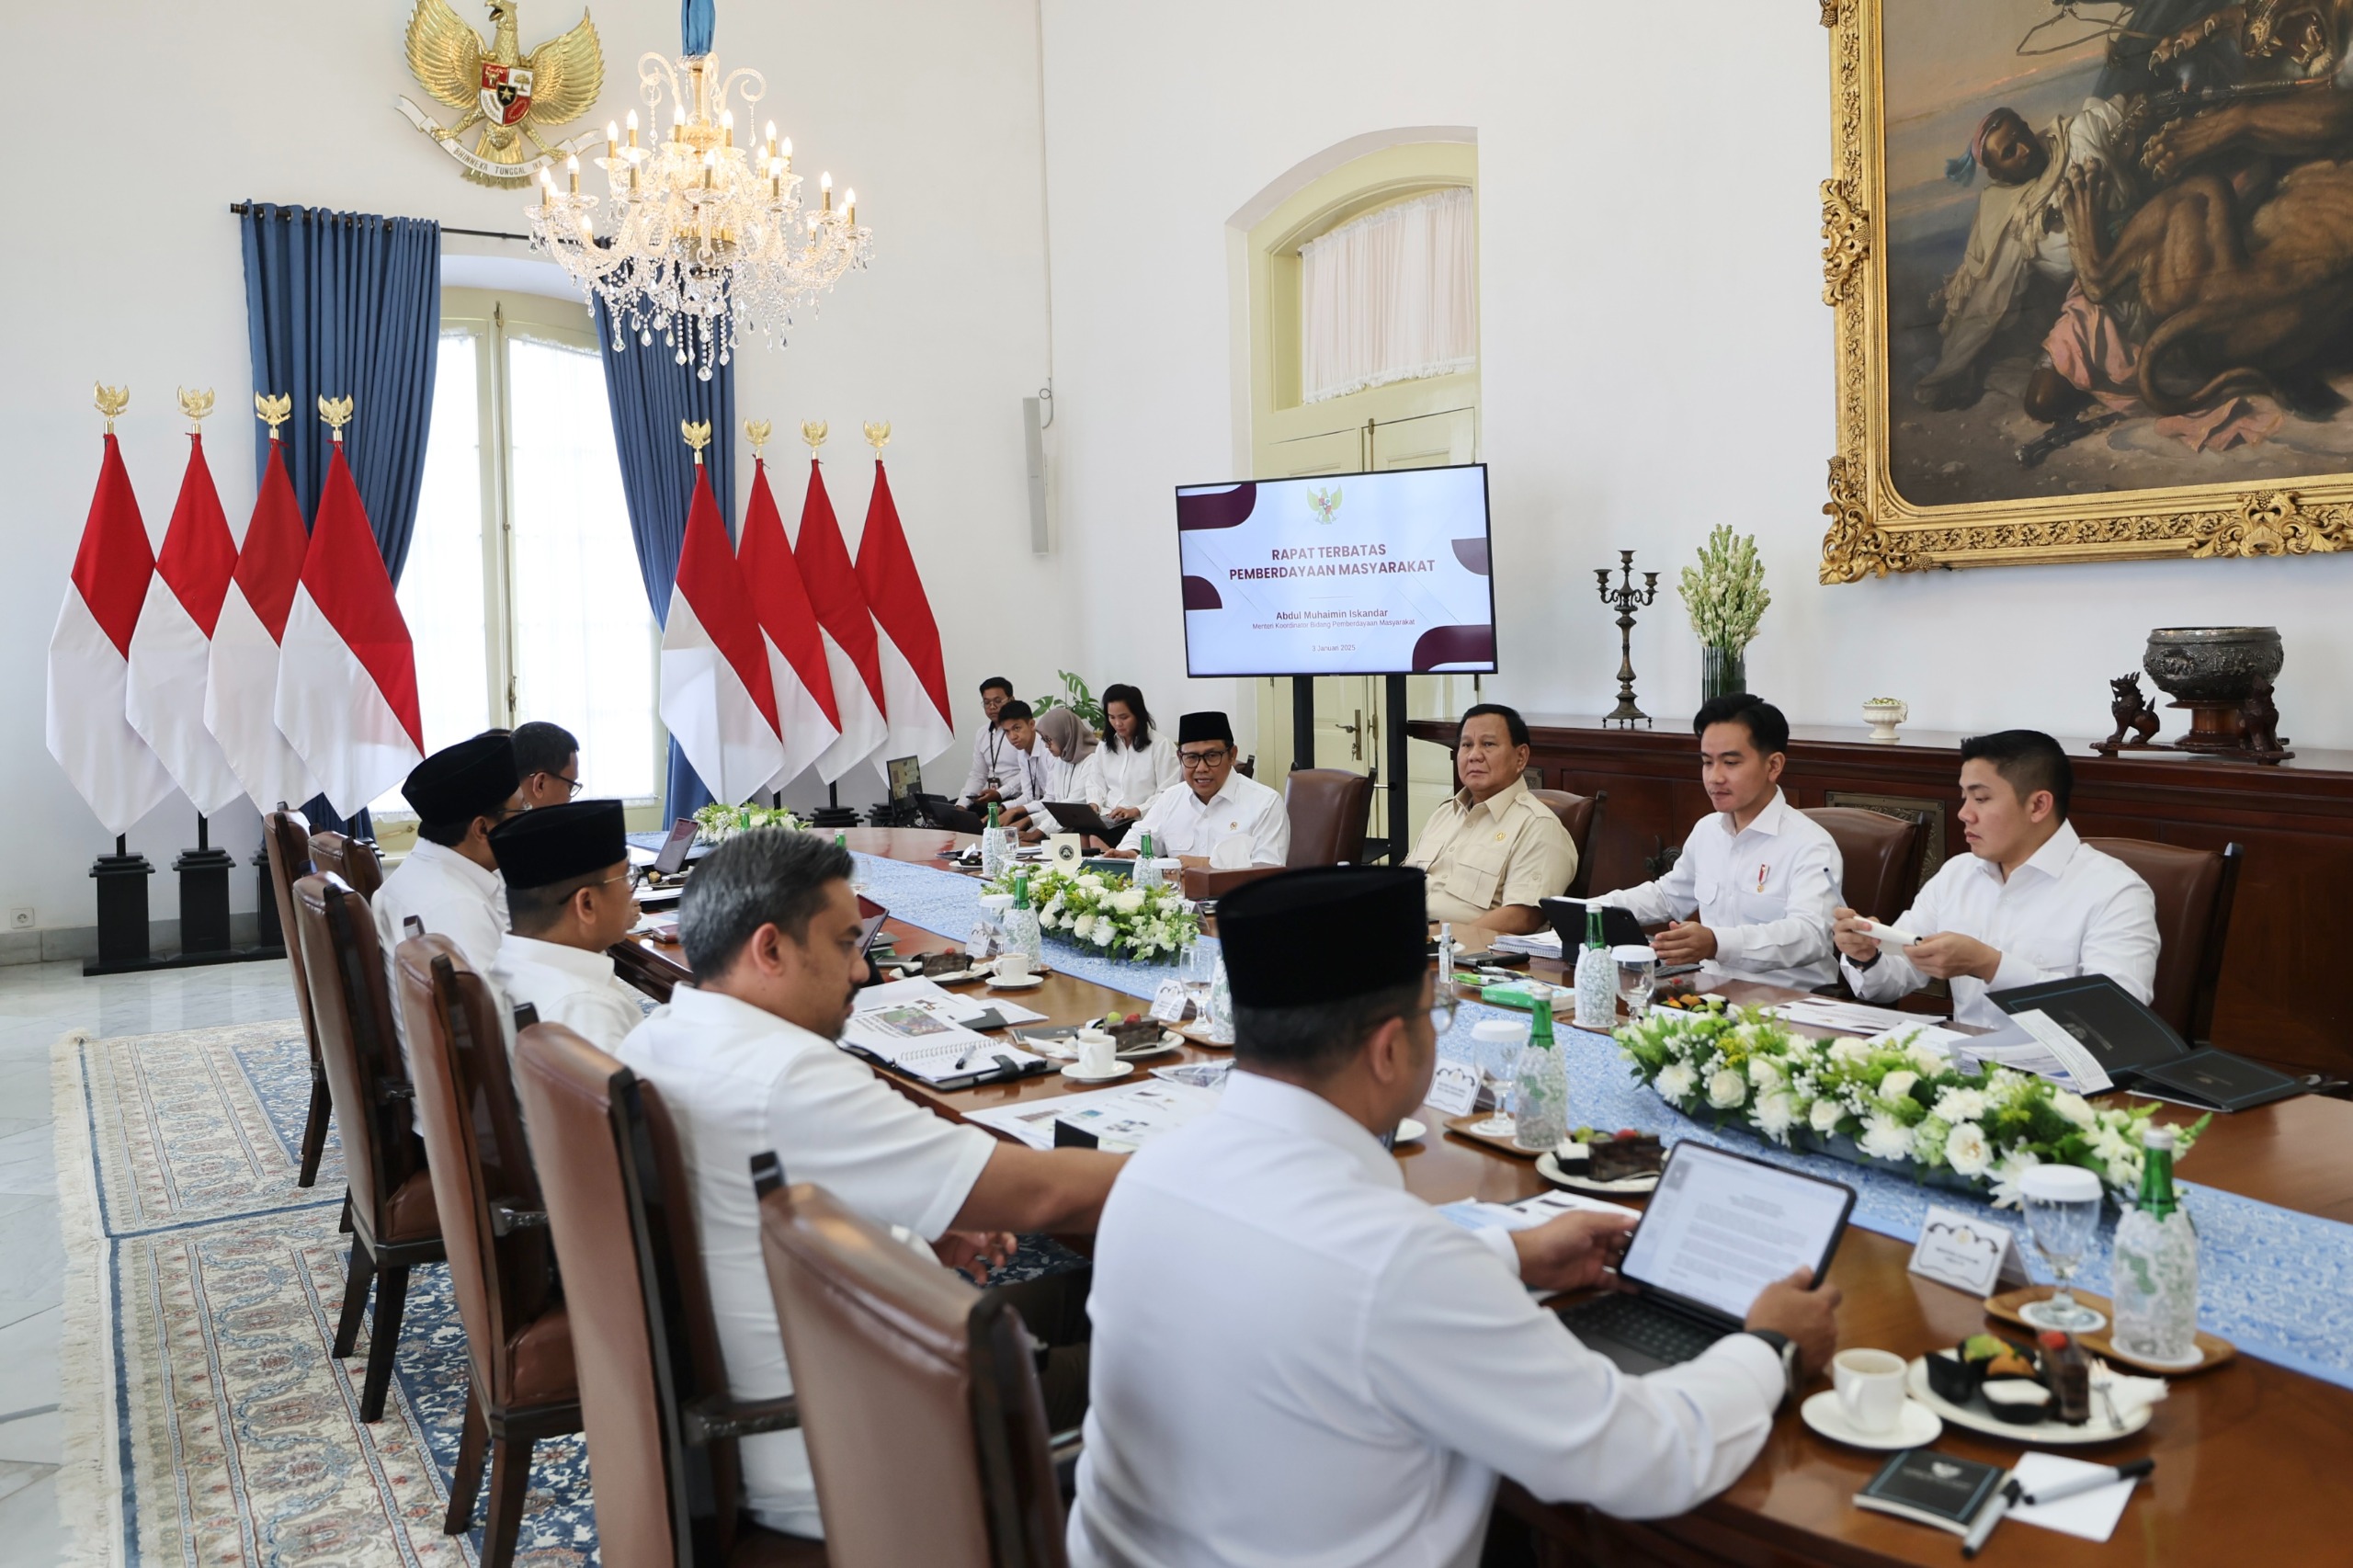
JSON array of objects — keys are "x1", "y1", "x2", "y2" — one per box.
[
  {"x1": 983, "y1": 867, "x2": 1201, "y2": 963},
  {"x1": 1615, "y1": 1002, "x2": 2207, "y2": 1204},
  {"x1": 1678, "y1": 525, "x2": 1770, "y2": 654},
  {"x1": 692, "y1": 801, "x2": 807, "y2": 843}
]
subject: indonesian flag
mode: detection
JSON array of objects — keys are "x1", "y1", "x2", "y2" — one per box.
[
  {"x1": 125, "y1": 434, "x2": 244, "y2": 817},
  {"x1": 208, "y1": 436, "x2": 322, "y2": 811},
  {"x1": 792, "y1": 459, "x2": 890, "y2": 782},
  {"x1": 853, "y1": 459, "x2": 956, "y2": 766},
  {"x1": 739, "y1": 456, "x2": 842, "y2": 792},
  {"x1": 661, "y1": 463, "x2": 786, "y2": 802},
  {"x1": 47, "y1": 434, "x2": 176, "y2": 835},
  {"x1": 275, "y1": 444, "x2": 423, "y2": 814}
]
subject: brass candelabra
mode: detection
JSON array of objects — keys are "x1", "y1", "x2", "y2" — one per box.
[{"x1": 1596, "y1": 550, "x2": 1658, "y2": 729}]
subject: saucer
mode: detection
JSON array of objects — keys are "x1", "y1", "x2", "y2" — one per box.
[
  {"x1": 986, "y1": 974, "x2": 1045, "y2": 990},
  {"x1": 1060, "y1": 1062, "x2": 1132, "y2": 1083},
  {"x1": 1534, "y1": 1150, "x2": 1661, "y2": 1196},
  {"x1": 1394, "y1": 1118, "x2": 1427, "y2": 1143},
  {"x1": 1799, "y1": 1390, "x2": 1942, "y2": 1451}
]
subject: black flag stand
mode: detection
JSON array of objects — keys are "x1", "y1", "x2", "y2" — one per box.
[{"x1": 84, "y1": 816, "x2": 289, "y2": 975}]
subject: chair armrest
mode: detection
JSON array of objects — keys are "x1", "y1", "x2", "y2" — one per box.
[{"x1": 682, "y1": 1393, "x2": 801, "y2": 1445}]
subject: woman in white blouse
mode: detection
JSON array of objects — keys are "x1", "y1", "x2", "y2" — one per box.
[{"x1": 1080, "y1": 685, "x2": 1180, "y2": 825}]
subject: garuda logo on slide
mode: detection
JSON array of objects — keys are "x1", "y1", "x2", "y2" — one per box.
[{"x1": 1307, "y1": 486, "x2": 1342, "y2": 525}]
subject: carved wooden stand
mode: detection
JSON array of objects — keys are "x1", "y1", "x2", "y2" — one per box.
[{"x1": 2091, "y1": 673, "x2": 2293, "y2": 765}]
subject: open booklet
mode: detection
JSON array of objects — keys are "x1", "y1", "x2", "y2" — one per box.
[{"x1": 839, "y1": 977, "x2": 1050, "y2": 1085}]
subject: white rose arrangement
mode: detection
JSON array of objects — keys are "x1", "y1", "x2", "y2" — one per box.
[
  {"x1": 1615, "y1": 1001, "x2": 2207, "y2": 1203},
  {"x1": 982, "y1": 866, "x2": 1201, "y2": 962},
  {"x1": 693, "y1": 802, "x2": 807, "y2": 841}
]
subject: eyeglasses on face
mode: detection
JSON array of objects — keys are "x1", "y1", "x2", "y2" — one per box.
[
  {"x1": 1177, "y1": 748, "x2": 1230, "y2": 768},
  {"x1": 535, "y1": 771, "x2": 585, "y2": 799}
]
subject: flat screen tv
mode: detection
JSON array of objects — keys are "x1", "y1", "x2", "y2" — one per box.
[{"x1": 1174, "y1": 463, "x2": 1496, "y2": 677}]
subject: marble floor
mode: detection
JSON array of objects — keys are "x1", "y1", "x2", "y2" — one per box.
[{"x1": 0, "y1": 956, "x2": 300, "y2": 1568}]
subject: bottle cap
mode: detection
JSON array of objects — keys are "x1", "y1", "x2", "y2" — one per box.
[{"x1": 2143, "y1": 1123, "x2": 2177, "y2": 1150}]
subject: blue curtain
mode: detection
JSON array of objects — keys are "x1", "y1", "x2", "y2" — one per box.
[
  {"x1": 239, "y1": 201, "x2": 441, "y2": 836},
  {"x1": 594, "y1": 298, "x2": 736, "y2": 823}
]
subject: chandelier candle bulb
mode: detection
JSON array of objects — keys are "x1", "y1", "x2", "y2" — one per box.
[
  {"x1": 606, "y1": 121, "x2": 618, "y2": 158},
  {"x1": 822, "y1": 171, "x2": 833, "y2": 210},
  {"x1": 626, "y1": 108, "x2": 639, "y2": 147},
  {"x1": 844, "y1": 189, "x2": 855, "y2": 224},
  {"x1": 566, "y1": 154, "x2": 579, "y2": 194}
]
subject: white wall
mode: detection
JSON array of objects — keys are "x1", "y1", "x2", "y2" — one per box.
[
  {"x1": 1, "y1": 0, "x2": 1055, "y2": 938},
  {"x1": 1039, "y1": 0, "x2": 2353, "y2": 750}
]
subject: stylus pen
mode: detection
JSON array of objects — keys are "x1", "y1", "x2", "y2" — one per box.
[
  {"x1": 2018, "y1": 1457, "x2": 2154, "y2": 1506},
  {"x1": 1960, "y1": 1477, "x2": 2018, "y2": 1559}
]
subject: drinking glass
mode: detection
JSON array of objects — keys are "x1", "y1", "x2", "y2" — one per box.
[
  {"x1": 1614, "y1": 946, "x2": 1658, "y2": 1022},
  {"x1": 2018, "y1": 1164, "x2": 2109, "y2": 1332},
  {"x1": 1181, "y1": 936, "x2": 1219, "y2": 1006}
]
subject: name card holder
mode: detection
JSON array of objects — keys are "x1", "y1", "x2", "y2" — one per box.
[
  {"x1": 1148, "y1": 979, "x2": 1191, "y2": 1023},
  {"x1": 1425, "y1": 1059, "x2": 1483, "y2": 1119},
  {"x1": 1908, "y1": 1204, "x2": 2030, "y2": 1297}
]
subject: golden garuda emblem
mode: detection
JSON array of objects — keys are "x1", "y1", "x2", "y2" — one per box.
[{"x1": 395, "y1": 0, "x2": 604, "y2": 187}]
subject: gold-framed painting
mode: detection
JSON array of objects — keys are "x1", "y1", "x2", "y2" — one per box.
[{"x1": 1817, "y1": 0, "x2": 2353, "y2": 579}]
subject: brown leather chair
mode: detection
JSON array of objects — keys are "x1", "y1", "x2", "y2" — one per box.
[
  {"x1": 2083, "y1": 838, "x2": 2244, "y2": 1046},
  {"x1": 291, "y1": 872, "x2": 444, "y2": 1422},
  {"x1": 1527, "y1": 789, "x2": 1606, "y2": 898},
  {"x1": 511, "y1": 1023, "x2": 822, "y2": 1568},
  {"x1": 1284, "y1": 767, "x2": 1373, "y2": 868},
  {"x1": 758, "y1": 1178, "x2": 1074, "y2": 1568},
  {"x1": 311, "y1": 830, "x2": 385, "y2": 902},
  {"x1": 1803, "y1": 807, "x2": 1927, "y2": 925},
  {"x1": 263, "y1": 809, "x2": 335, "y2": 1187},
  {"x1": 395, "y1": 937, "x2": 580, "y2": 1566}
]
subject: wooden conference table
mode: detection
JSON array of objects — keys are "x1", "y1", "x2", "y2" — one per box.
[{"x1": 614, "y1": 828, "x2": 2353, "y2": 1567}]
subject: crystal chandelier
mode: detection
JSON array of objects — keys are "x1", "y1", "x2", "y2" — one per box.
[{"x1": 526, "y1": 0, "x2": 870, "y2": 379}]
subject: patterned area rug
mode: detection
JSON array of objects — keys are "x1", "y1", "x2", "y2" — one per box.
[
  {"x1": 55, "y1": 1021, "x2": 594, "y2": 1567},
  {"x1": 55, "y1": 1017, "x2": 1084, "y2": 1566}
]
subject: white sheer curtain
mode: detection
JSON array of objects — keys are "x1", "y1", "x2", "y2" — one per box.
[{"x1": 1299, "y1": 186, "x2": 1476, "y2": 403}]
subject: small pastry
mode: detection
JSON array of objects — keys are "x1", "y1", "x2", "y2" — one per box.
[{"x1": 1981, "y1": 1381, "x2": 2053, "y2": 1424}]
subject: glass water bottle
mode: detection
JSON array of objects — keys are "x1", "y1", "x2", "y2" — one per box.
[
  {"x1": 1004, "y1": 873, "x2": 1043, "y2": 962},
  {"x1": 1513, "y1": 989, "x2": 1569, "y2": 1151},
  {"x1": 1133, "y1": 831, "x2": 1162, "y2": 890},
  {"x1": 980, "y1": 801, "x2": 1011, "y2": 881},
  {"x1": 2111, "y1": 1124, "x2": 2200, "y2": 1364},
  {"x1": 1573, "y1": 904, "x2": 1617, "y2": 1029}
]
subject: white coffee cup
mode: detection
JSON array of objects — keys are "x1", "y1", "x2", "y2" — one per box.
[
  {"x1": 1832, "y1": 1347, "x2": 1909, "y2": 1435},
  {"x1": 993, "y1": 949, "x2": 1035, "y2": 983},
  {"x1": 1075, "y1": 1028, "x2": 1119, "y2": 1076}
]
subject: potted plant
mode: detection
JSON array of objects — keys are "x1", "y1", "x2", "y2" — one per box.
[
  {"x1": 1031, "y1": 669, "x2": 1106, "y2": 734},
  {"x1": 1678, "y1": 526, "x2": 1769, "y2": 700}
]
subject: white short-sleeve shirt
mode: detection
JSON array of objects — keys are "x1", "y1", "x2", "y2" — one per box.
[
  {"x1": 372, "y1": 838, "x2": 508, "y2": 1057},
  {"x1": 616, "y1": 985, "x2": 997, "y2": 1538},
  {"x1": 487, "y1": 932, "x2": 645, "y2": 1056}
]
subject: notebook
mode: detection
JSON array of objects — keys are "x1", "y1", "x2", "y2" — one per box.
[
  {"x1": 1854, "y1": 1449, "x2": 2006, "y2": 1535},
  {"x1": 1989, "y1": 974, "x2": 2305, "y2": 1109}
]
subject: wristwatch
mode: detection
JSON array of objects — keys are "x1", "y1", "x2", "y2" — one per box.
[{"x1": 1746, "y1": 1329, "x2": 1802, "y2": 1407}]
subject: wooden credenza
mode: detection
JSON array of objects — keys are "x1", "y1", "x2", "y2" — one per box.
[{"x1": 1406, "y1": 714, "x2": 2353, "y2": 1078}]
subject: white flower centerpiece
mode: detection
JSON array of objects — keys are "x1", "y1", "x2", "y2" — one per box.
[
  {"x1": 1615, "y1": 1001, "x2": 2207, "y2": 1203},
  {"x1": 693, "y1": 802, "x2": 808, "y2": 843},
  {"x1": 982, "y1": 866, "x2": 1201, "y2": 963}
]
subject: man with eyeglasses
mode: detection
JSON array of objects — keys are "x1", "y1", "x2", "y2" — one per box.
[
  {"x1": 1116, "y1": 711, "x2": 1290, "y2": 869},
  {"x1": 485, "y1": 799, "x2": 647, "y2": 1057},
  {"x1": 372, "y1": 732, "x2": 529, "y2": 1057},
  {"x1": 1067, "y1": 867, "x2": 1839, "y2": 1568},
  {"x1": 512, "y1": 721, "x2": 585, "y2": 807}
]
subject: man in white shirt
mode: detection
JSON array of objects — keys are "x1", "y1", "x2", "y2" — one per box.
[
  {"x1": 1834, "y1": 730, "x2": 2157, "y2": 1028},
  {"x1": 1068, "y1": 867, "x2": 1840, "y2": 1568},
  {"x1": 511, "y1": 720, "x2": 582, "y2": 809},
  {"x1": 957, "y1": 676, "x2": 1022, "y2": 805},
  {"x1": 1116, "y1": 711, "x2": 1290, "y2": 869},
  {"x1": 1588, "y1": 696, "x2": 1843, "y2": 988},
  {"x1": 484, "y1": 799, "x2": 646, "y2": 1054},
  {"x1": 617, "y1": 829, "x2": 1125, "y2": 1541},
  {"x1": 986, "y1": 700, "x2": 1063, "y2": 835},
  {"x1": 374, "y1": 733, "x2": 527, "y2": 1052}
]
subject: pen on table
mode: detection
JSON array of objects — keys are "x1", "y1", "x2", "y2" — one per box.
[
  {"x1": 2018, "y1": 1457, "x2": 2154, "y2": 1506},
  {"x1": 1960, "y1": 1476, "x2": 2018, "y2": 1558}
]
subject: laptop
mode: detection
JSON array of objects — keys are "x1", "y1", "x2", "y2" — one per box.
[
  {"x1": 1041, "y1": 801, "x2": 1131, "y2": 846},
  {"x1": 886, "y1": 756, "x2": 923, "y2": 805},
  {"x1": 915, "y1": 792, "x2": 986, "y2": 834},
  {"x1": 1540, "y1": 897, "x2": 1648, "y2": 953},
  {"x1": 1555, "y1": 1142, "x2": 1855, "y2": 1373},
  {"x1": 633, "y1": 818, "x2": 704, "y2": 909}
]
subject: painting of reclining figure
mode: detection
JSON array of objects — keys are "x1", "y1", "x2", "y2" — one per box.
[{"x1": 1886, "y1": 0, "x2": 2353, "y2": 507}]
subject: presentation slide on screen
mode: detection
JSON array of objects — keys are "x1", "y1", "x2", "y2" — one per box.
[
  {"x1": 1175, "y1": 465, "x2": 1495, "y2": 677},
  {"x1": 1620, "y1": 1147, "x2": 1850, "y2": 1321}
]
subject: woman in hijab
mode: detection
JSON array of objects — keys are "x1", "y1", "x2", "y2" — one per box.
[{"x1": 1021, "y1": 705, "x2": 1103, "y2": 842}]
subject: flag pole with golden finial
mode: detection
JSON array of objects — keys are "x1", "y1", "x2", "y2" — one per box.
[
  {"x1": 801, "y1": 420, "x2": 828, "y2": 460},
  {"x1": 745, "y1": 418, "x2": 772, "y2": 461},
  {"x1": 681, "y1": 419, "x2": 713, "y2": 464},
  {"x1": 255, "y1": 392, "x2": 292, "y2": 441},
  {"x1": 317, "y1": 394, "x2": 354, "y2": 445},
  {"x1": 94, "y1": 382, "x2": 129, "y2": 435},
  {"x1": 178, "y1": 387, "x2": 215, "y2": 435}
]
